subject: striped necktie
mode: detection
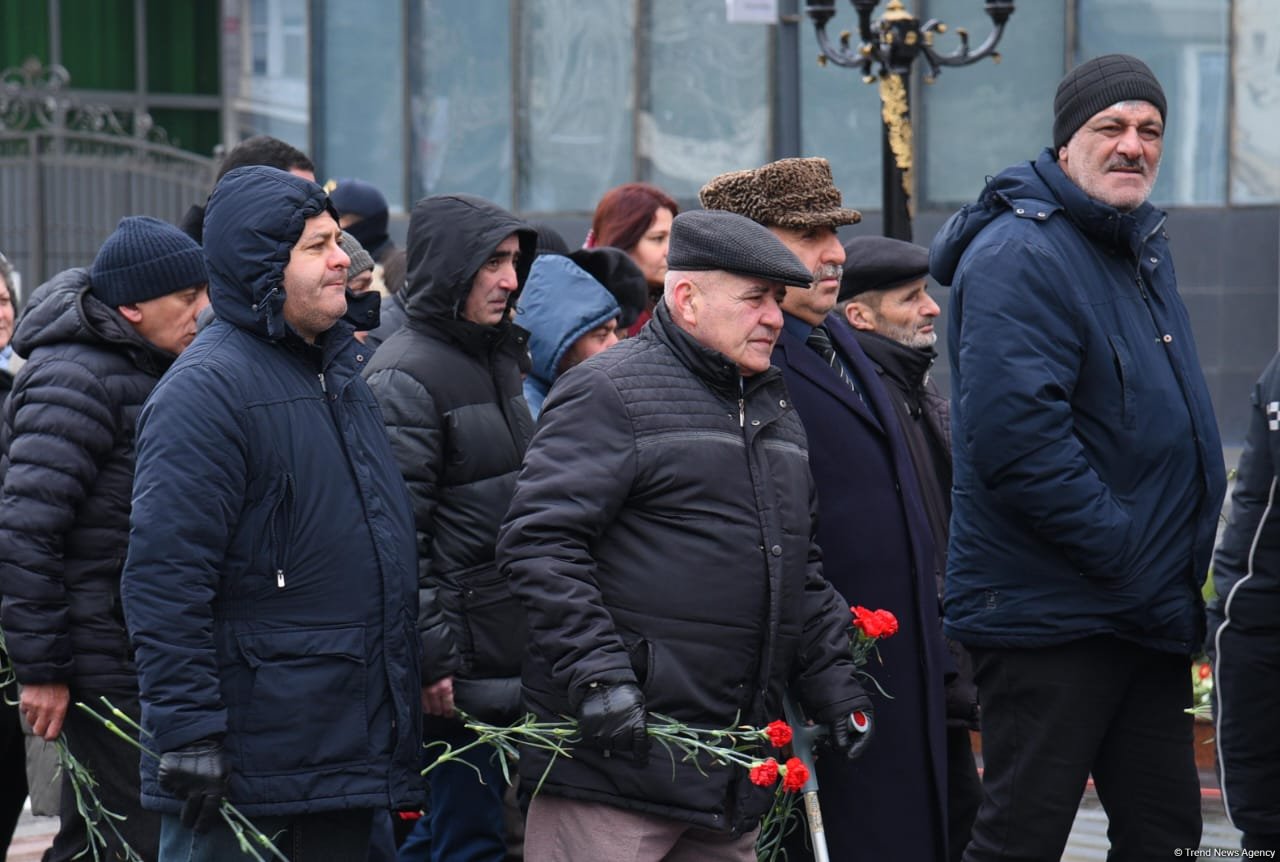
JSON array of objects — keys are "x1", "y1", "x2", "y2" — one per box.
[{"x1": 806, "y1": 325, "x2": 862, "y2": 402}]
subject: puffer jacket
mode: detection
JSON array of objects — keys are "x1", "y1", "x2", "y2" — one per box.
[
  {"x1": 120, "y1": 166, "x2": 422, "y2": 816},
  {"x1": 931, "y1": 148, "x2": 1225, "y2": 655},
  {"x1": 362, "y1": 194, "x2": 536, "y2": 722},
  {"x1": 515, "y1": 254, "x2": 620, "y2": 418},
  {"x1": 0, "y1": 269, "x2": 174, "y2": 693},
  {"x1": 497, "y1": 302, "x2": 868, "y2": 835}
]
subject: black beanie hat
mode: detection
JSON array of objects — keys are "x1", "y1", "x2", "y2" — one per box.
[
  {"x1": 1053, "y1": 54, "x2": 1166, "y2": 150},
  {"x1": 90, "y1": 216, "x2": 208, "y2": 307}
]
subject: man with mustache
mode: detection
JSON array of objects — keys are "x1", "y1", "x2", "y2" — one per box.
[
  {"x1": 700, "y1": 158, "x2": 952, "y2": 861},
  {"x1": 931, "y1": 55, "x2": 1225, "y2": 860}
]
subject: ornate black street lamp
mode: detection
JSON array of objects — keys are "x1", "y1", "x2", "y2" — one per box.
[{"x1": 805, "y1": 0, "x2": 1015, "y2": 240}]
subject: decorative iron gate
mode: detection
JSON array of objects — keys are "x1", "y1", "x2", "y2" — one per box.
[{"x1": 0, "y1": 58, "x2": 216, "y2": 297}]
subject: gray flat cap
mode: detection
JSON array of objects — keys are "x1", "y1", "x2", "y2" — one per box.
[
  {"x1": 667, "y1": 209, "x2": 812, "y2": 288},
  {"x1": 839, "y1": 236, "x2": 929, "y2": 303}
]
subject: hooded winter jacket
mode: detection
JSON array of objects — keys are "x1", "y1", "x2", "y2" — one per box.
[
  {"x1": 930, "y1": 148, "x2": 1225, "y2": 654},
  {"x1": 362, "y1": 194, "x2": 536, "y2": 723},
  {"x1": 515, "y1": 254, "x2": 620, "y2": 418},
  {"x1": 0, "y1": 269, "x2": 175, "y2": 693},
  {"x1": 497, "y1": 302, "x2": 869, "y2": 835},
  {"x1": 120, "y1": 166, "x2": 423, "y2": 816}
]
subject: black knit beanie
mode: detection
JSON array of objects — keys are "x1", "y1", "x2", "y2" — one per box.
[
  {"x1": 1053, "y1": 54, "x2": 1166, "y2": 150},
  {"x1": 90, "y1": 216, "x2": 207, "y2": 307}
]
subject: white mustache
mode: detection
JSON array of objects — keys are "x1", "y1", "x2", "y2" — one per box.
[{"x1": 814, "y1": 264, "x2": 843, "y2": 283}]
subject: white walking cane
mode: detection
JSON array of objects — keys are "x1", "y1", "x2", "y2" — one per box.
[{"x1": 783, "y1": 695, "x2": 831, "y2": 862}]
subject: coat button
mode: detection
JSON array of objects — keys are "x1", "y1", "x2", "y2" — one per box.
[
  {"x1": 770, "y1": 545, "x2": 782, "y2": 556},
  {"x1": 1015, "y1": 208, "x2": 1025, "y2": 214},
  {"x1": 779, "y1": 399, "x2": 787, "y2": 407},
  {"x1": 751, "y1": 419, "x2": 761, "y2": 426},
  {"x1": 356, "y1": 354, "x2": 364, "y2": 362},
  {"x1": 1162, "y1": 334, "x2": 1173, "y2": 343}
]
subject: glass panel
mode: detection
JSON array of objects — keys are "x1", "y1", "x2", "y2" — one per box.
[
  {"x1": 0, "y1": 0, "x2": 50, "y2": 70},
  {"x1": 231, "y1": 0, "x2": 310, "y2": 154},
  {"x1": 60, "y1": 0, "x2": 135, "y2": 91},
  {"x1": 643, "y1": 0, "x2": 769, "y2": 199},
  {"x1": 519, "y1": 0, "x2": 634, "y2": 213},
  {"x1": 315, "y1": 0, "x2": 406, "y2": 210},
  {"x1": 801, "y1": 29, "x2": 884, "y2": 211},
  {"x1": 919, "y1": 0, "x2": 1065, "y2": 207},
  {"x1": 1232, "y1": 0, "x2": 1280, "y2": 204},
  {"x1": 146, "y1": 1, "x2": 220, "y2": 95},
  {"x1": 1078, "y1": 0, "x2": 1228, "y2": 206},
  {"x1": 409, "y1": 0, "x2": 514, "y2": 207}
]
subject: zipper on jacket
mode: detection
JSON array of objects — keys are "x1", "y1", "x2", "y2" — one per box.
[
  {"x1": 739, "y1": 397, "x2": 745, "y2": 428},
  {"x1": 318, "y1": 372, "x2": 327, "y2": 394}
]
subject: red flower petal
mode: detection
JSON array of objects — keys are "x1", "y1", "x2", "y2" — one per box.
[
  {"x1": 765, "y1": 720, "x2": 793, "y2": 748},
  {"x1": 750, "y1": 758, "x2": 780, "y2": 787},
  {"x1": 782, "y1": 757, "x2": 809, "y2": 792}
]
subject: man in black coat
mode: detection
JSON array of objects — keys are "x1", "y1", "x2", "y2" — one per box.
[
  {"x1": 838, "y1": 235, "x2": 981, "y2": 862},
  {"x1": 0, "y1": 216, "x2": 208, "y2": 861},
  {"x1": 363, "y1": 194, "x2": 536, "y2": 862},
  {"x1": 701, "y1": 159, "x2": 952, "y2": 861},
  {"x1": 498, "y1": 210, "x2": 872, "y2": 861}
]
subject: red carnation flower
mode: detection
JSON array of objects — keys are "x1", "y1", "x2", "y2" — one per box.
[
  {"x1": 765, "y1": 720, "x2": 793, "y2": 748},
  {"x1": 1198, "y1": 662, "x2": 1212, "y2": 680},
  {"x1": 873, "y1": 609, "x2": 899, "y2": 639},
  {"x1": 782, "y1": 757, "x2": 809, "y2": 792},
  {"x1": 750, "y1": 758, "x2": 780, "y2": 787}
]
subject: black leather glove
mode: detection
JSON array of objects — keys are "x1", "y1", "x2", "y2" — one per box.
[
  {"x1": 827, "y1": 708, "x2": 874, "y2": 761},
  {"x1": 577, "y1": 682, "x2": 649, "y2": 763},
  {"x1": 158, "y1": 738, "x2": 230, "y2": 834}
]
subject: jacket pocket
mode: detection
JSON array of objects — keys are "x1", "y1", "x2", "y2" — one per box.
[
  {"x1": 1108, "y1": 335, "x2": 1137, "y2": 430},
  {"x1": 235, "y1": 625, "x2": 368, "y2": 774},
  {"x1": 438, "y1": 563, "x2": 525, "y2": 678}
]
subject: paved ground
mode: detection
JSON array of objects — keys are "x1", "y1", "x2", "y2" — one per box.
[{"x1": 4, "y1": 785, "x2": 1244, "y2": 862}]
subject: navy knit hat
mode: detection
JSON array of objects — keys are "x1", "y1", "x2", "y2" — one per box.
[
  {"x1": 1053, "y1": 54, "x2": 1166, "y2": 150},
  {"x1": 90, "y1": 216, "x2": 207, "y2": 307}
]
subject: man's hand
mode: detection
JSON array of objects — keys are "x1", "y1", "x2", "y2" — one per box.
[
  {"x1": 827, "y1": 708, "x2": 874, "y2": 760},
  {"x1": 422, "y1": 676, "x2": 455, "y2": 718},
  {"x1": 577, "y1": 682, "x2": 648, "y2": 763},
  {"x1": 158, "y1": 739, "x2": 230, "y2": 834},
  {"x1": 20, "y1": 682, "x2": 70, "y2": 741}
]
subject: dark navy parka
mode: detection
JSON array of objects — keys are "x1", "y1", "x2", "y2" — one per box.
[
  {"x1": 931, "y1": 149, "x2": 1225, "y2": 655},
  {"x1": 120, "y1": 167, "x2": 423, "y2": 816}
]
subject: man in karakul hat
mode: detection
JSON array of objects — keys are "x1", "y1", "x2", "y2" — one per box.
[
  {"x1": 701, "y1": 158, "x2": 953, "y2": 861},
  {"x1": 0, "y1": 216, "x2": 209, "y2": 861},
  {"x1": 837, "y1": 235, "x2": 983, "y2": 862},
  {"x1": 498, "y1": 209, "x2": 872, "y2": 861},
  {"x1": 930, "y1": 54, "x2": 1224, "y2": 860}
]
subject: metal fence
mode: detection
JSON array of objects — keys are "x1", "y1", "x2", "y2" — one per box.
[{"x1": 0, "y1": 58, "x2": 215, "y2": 299}]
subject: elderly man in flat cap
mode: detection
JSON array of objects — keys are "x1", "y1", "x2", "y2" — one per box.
[
  {"x1": 839, "y1": 235, "x2": 981, "y2": 862},
  {"x1": 498, "y1": 209, "x2": 872, "y2": 861},
  {"x1": 931, "y1": 55, "x2": 1224, "y2": 861},
  {"x1": 701, "y1": 158, "x2": 951, "y2": 862}
]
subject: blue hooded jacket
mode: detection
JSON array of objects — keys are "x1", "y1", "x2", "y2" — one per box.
[
  {"x1": 120, "y1": 166, "x2": 423, "y2": 816},
  {"x1": 930, "y1": 149, "x2": 1225, "y2": 655},
  {"x1": 515, "y1": 254, "x2": 620, "y2": 417}
]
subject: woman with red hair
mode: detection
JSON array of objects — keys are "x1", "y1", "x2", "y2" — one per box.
[{"x1": 587, "y1": 183, "x2": 678, "y2": 335}]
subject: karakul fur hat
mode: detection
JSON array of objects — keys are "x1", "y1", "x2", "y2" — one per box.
[{"x1": 699, "y1": 157, "x2": 861, "y2": 231}]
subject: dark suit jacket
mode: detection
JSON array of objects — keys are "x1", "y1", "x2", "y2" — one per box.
[{"x1": 774, "y1": 313, "x2": 952, "y2": 862}]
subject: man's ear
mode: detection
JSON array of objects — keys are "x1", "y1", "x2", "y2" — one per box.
[
  {"x1": 669, "y1": 277, "x2": 698, "y2": 328},
  {"x1": 118, "y1": 303, "x2": 144, "y2": 325},
  {"x1": 844, "y1": 300, "x2": 877, "y2": 332}
]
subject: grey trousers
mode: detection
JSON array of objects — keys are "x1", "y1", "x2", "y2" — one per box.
[{"x1": 524, "y1": 794, "x2": 757, "y2": 862}]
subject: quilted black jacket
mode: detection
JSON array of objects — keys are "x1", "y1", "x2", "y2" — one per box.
[{"x1": 0, "y1": 268, "x2": 174, "y2": 692}]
